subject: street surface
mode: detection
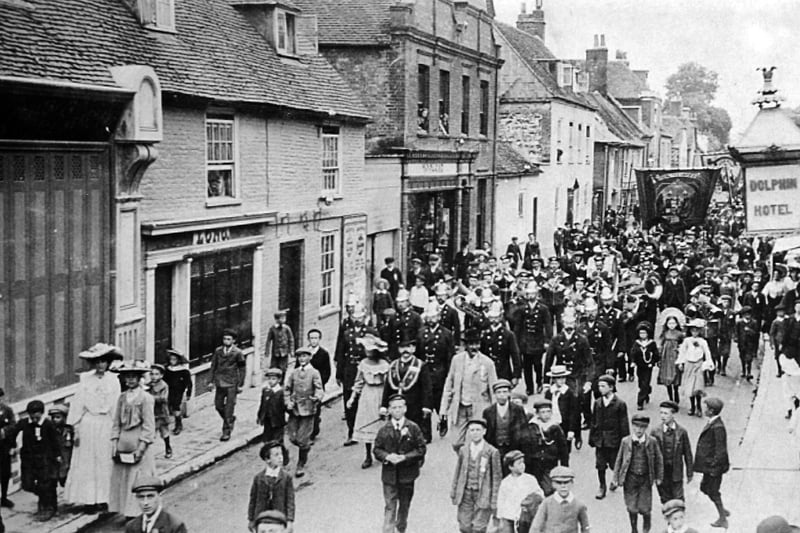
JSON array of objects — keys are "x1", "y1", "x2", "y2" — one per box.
[{"x1": 89, "y1": 353, "x2": 758, "y2": 533}]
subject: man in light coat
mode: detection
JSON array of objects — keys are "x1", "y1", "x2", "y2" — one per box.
[
  {"x1": 440, "y1": 329, "x2": 498, "y2": 451},
  {"x1": 284, "y1": 348, "x2": 324, "y2": 477}
]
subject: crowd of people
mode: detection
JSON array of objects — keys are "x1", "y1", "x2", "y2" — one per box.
[{"x1": 2, "y1": 214, "x2": 800, "y2": 533}]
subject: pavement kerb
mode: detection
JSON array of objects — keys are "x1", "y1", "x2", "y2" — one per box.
[{"x1": 64, "y1": 388, "x2": 342, "y2": 533}]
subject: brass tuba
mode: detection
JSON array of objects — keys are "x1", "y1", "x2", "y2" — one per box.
[{"x1": 644, "y1": 272, "x2": 663, "y2": 300}]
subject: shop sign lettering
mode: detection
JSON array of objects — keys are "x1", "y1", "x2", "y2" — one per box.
[
  {"x1": 745, "y1": 165, "x2": 800, "y2": 232},
  {"x1": 193, "y1": 228, "x2": 231, "y2": 245}
]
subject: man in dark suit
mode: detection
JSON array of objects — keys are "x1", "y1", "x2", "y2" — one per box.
[
  {"x1": 380, "y1": 257, "x2": 404, "y2": 299},
  {"x1": 374, "y1": 394, "x2": 427, "y2": 533},
  {"x1": 382, "y1": 340, "x2": 433, "y2": 442},
  {"x1": 523, "y1": 233, "x2": 540, "y2": 270},
  {"x1": 126, "y1": 476, "x2": 187, "y2": 533},
  {"x1": 693, "y1": 396, "x2": 730, "y2": 529},
  {"x1": 481, "y1": 303, "x2": 522, "y2": 384},
  {"x1": 506, "y1": 237, "x2": 523, "y2": 270},
  {"x1": 305, "y1": 328, "x2": 331, "y2": 442},
  {"x1": 589, "y1": 374, "x2": 630, "y2": 500},
  {"x1": 651, "y1": 401, "x2": 693, "y2": 503},
  {"x1": 434, "y1": 283, "x2": 462, "y2": 343},
  {"x1": 781, "y1": 300, "x2": 800, "y2": 365},
  {"x1": 481, "y1": 380, "x2": 528, "y2": 472},
  {"x1": 544, "y1": 312, "x2": 593, "y2": 421},
  {"x1": 662, "y1": 265, "x2": 688, "y2": 310},
  {"x1": 209, "y1": 328, "x2": 246, "y2": 441},
  {"x1": 514, "y1": 282, "x2": 553, "y2": 394},
  {"x1": 417, "y1": 303, "x2": 455, "y2": 440}
]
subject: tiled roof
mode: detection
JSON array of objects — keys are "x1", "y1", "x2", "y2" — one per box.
[
  {"x1": 292, "y1": 0, "x2": 395, "y2": 46},
  {"x1": 568, "y1": 59, "x2": 649, "y2": 101},
  {"x1": 496, "y1": 141, "x2": 540, "y2": 175},
  {"x1": 583, "y1": 92, "x2": 644, "y2": 145},
  {"x1": 0, "y1": 0, "x2": 369, "y2": 119},
  {"x1": 495, "y1": 22, "x2": 592, "y2": 109}
]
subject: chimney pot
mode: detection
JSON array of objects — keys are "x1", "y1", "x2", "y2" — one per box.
[
  {"x1": 536, "y1": 0, "x2": 542, "y2": 8},
  {"x1": 517, "y1": 2, "x2": 546, "y2": 41},
  {"x1": 521, "y1": 2, "x2": 526, "y2": 14},
  {"x1": 600, "y1": 34, "x2": 606, "y2": 47},
  {"x1": 593, "y1": 34, "x2": 599, "y2": 47}
]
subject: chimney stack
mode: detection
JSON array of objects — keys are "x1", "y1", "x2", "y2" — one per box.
[
  {"x1": 585, "y1": 34, "x2": 608, "y2": 95},
  {"x1": 633, "y1": 69, "x2": 649, "y2": 87},
  {"x1": 517, "y1": 1, "x2": 546, "y2": 42}
]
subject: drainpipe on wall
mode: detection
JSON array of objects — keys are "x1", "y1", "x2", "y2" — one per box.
[{"x1": 490, "y1": 41, "x2": 501, "y2": 250}]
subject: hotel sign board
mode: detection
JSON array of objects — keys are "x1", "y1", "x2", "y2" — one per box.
[{"x1": 744, "y1": 164, "x2": 800, "y2": 232}]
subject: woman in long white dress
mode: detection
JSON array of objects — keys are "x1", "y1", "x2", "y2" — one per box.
[
  {"x1": 108, "y1": 360, "x2": 157, "y2": 517},
  {"x1": 65, "y1": 343, "x2": 123, "y2": 509},
  {"x1": 676, "y1": 318, "x2": 713, "y2": 417},
  {"x1": 347, "y1": 338, "x2": 390, "y2": 469}
]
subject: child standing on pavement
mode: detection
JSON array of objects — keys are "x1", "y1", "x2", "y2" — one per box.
[
  {"x1": 496, "y1": 450, "x2": 542, "y2": 533},
  {"x1": 530, "y1": 466, "x2": 590, "y2": 533},
  {"x1": 47, "y1": 404, "x2": 73, "y2": 487},
  {"x1": 1, "y1": 401, "x2": 61, "y2": 521},
  {"x1": 735, "y1": 306, "x2": 760, "y2": 381},
  {"x1": 147, "y1": 365, "x2": 172, "y2": 458},
  {"x1": 247, "y1": 441, "x2": 294, "y2": 533},
  {"x1": 257, "y1": 368, "x2": 287, "y2": 443},
  {"x1": 284, "y1": 348, "x2": 324, "y2": 478},
  {"x1": 630, "y1": 321, "x2": 659, "y2": 411},
  {"x1": 164, "y1": 349, "x2": 192, "y2": 436},
  {"x1": 770, "y1": 303, "x2": 788, "y2": 378},
  {"x1": 266, "y1": 310, "x2": 295, "y2": 376}
]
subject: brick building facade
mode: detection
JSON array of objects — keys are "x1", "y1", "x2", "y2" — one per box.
[
  {"x1": 0, "y1": 0, "x2": 371, "y2": 407},
  {"x1": 296, "y1": 0, "x2": 503, "y2": 270}
]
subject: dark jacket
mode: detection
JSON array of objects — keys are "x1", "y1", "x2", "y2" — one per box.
[
  {"x1": 512, "y1": 301, "x2": 553, "y2": 354},
  {"x1": 577, "y1": 320, "x2": 613, "y2": 377},
  {"x1": 0, "y1": 403, "x2": 16, "y2": 451},
  {"x1": 662, "y1": 277, "x2": 688, "y2": 310},
  {"x1": 783, "y1": 315, "x2": 800, "y2": 362},
  {"x1": 693, "y1": 417, "x2": 729, "y2": 477},
  {"x1": 210, "y1": 345, "x2": 246, "y2": 388},
  {"x1": 450, "y1": 440, "x2": 502, "y2": 510},
  {"x1": 544, "y1": 333, "x2": 594, "y2": 386},
  {"x1": 613, "y1": 434, "x2": 664, "y2": 487},
  {"x1": 630, "y1": 340, "x2": 660, "y2": 369},
  {"x1": 125, "y1": 511, "x2": 188, "y2": 533},
  {"x1": 257, "y1": 386, "x2": 287, "y2": 429},
  {"x1": 373, "y1": 418, "x2": 427, "y2": 485},
  {"x1": 589, "y1": 395, "x2": 630, "y2": 449},
  {"x1": 518, "y1": 419, "x2": 570, "y2": 470},
  {"x1": 3, "y1": 418, "x2": 61, "y2": 491},
  {"x1": 650, "y1": 423, "x2": 693, "y2": 482},
  {"x1": 481, "y1": 402, "x2": 528, "y2": 451},
  {"x1": 381, "y1": 358, "x2": 432, "y2": 425},
  {"x1": 247, "y1": 468, "x2": 295, "y2": 523},
  {"x1": 480, "y1": 325, "x2": 522, "y2": 381},
  {"x1": 417, "y1": 325, "x2": 455, "y2": 384},
  {"x1": 544, "y1": 385, "x2": 581, "y2": 437},
  {"x1": 164, "y1": 365, "x2": 192, "y2": 410},
  {"x1": 380, "y1": 266, "x2": 404, "y2": 299},
  {"x1": 309, "y1": 346, "x2": 332, "y2": 388}
]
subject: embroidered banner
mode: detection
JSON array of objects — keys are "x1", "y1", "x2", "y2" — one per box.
[{"x1": 635, "y1": 168, "x2": 721, "y2": 230}]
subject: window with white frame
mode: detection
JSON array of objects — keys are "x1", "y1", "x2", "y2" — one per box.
[
  {"x1": 139, "y1": 0, "x2": 174, "y2": 31},
  {"x1": 276, "y1": 10, "x2": 297, "y2": 55},
  {"x1": 518, "y1": 193, "x2": 524, "y2": 218},
  {"x1": 321, "y1": 126, "x2": 340, "y2": 193},
  {"x1": 206, "y1": 116, "x2": 236, "y2": 199},
  {"x1": 320, "y1": 233, "x2": 336, "y2": 307}
]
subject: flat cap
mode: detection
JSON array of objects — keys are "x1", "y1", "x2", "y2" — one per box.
[
  {"x1": 503, "y1": 450, "x2": 525, "y2": 469},
  {"x1": 466, "y1": 418, "x2": 487, "y2": 429},
  {"x1": 131, "y1": 475, "x2": 165, "y2": 493},
  {"x1": 510, "y1": 391, "x2": 528, "y2": 403},
  {"x1": 533, "y1": 399, "x2": 552, "y2": 410},
  {"x1": 492, "y1": 379, "x2": 512, "y2": 392},
  {"x1": 255, "y1": 510, "x2": 288, "y2": 526},
  {"x1": 387, "y1": 393, "x2": 406, "y2": 404},
  {"x1": 597, "y1": 374, "x2": 616, "y2": 387},
  {"x1": 264, "y1": 368, "x2": 283, "y2": 378},
  {"x1": 48, "y1": 403, "x2": 69, "y2": 416},
  {"x1": 631, "y1": 414, "x2": 650, "y2": 426},
  {"x1": 662, "y1": 499, "x2": 686, "y2": 517},
  {"x1": 757, "y1": 516, "x2": 800, "y2": 533},
  {"x1": 659, "y1": 400, "x2": 679, "y2": 412},
  {"x1": 549, "y1": 466, "x2": 575, "y2": 481}
]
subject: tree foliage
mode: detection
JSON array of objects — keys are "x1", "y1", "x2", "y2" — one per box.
[{"x1": 665, "y1": 62, "x2": 730, "y2": 149}]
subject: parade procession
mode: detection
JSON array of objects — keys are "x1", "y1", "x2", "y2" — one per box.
[{"x1": 3, "y1": 0, "x2": 800, "y2": 532}]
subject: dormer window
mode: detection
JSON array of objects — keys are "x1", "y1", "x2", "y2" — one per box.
[
  {"x1": 560, "y1": 64, "x2": 573, "y2": 88},
  {"x1": 276, "y1": 10, "x2": 296, "y2": 55},
  {"x1": 138, "y1": 0, "x2": 175, "y2": 32}
]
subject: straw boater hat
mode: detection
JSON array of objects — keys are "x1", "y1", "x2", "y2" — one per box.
[
  {"x1": 113, "y1": 359, "x2": 152, "y2": 374},
  {"x1": 546, "y1": 365, "x2": 571, "y2": 378},
  {"x1": 687, "y1": 318, "x2": 707, "y2": 329},
  {"x1": 79, "y1": 343, "x2": 123, "y2": 361}
]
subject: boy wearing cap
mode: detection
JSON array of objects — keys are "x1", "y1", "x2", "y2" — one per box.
[
  {"x1": 209, "y1": 328, "x2": 246, "y2": 441},
  {"x1": 126, "y1": 475, "x2": 187, "y2": 533},
  {"x1": 661, "y1": 499, "x2": 698, "y2": 533},
  {"x1": 482, "y1": 380, "x2": 528, "y2": 473},
  {"x1": 650, "y1": 401, "x2": 693, "y2": 503},
  {"x1": 770, "y1": 303, "x2": 788, "y2": 378},
  {"x1": 373, "y1": 394, "x2": 427, "y2": 533},
  {"x1": 284, "y1": 348, "x2": 324, "y2": 477},
  {"x1": 0, "y1": 400, "x2": 61, "y2": 521},
  {"x1": 613, "y1": 414, "x2": 664, "y2": 533},
  {"x1": 735, "y1": 306, "x2": 759, "y2": 381},
  {"x1": 589, "y1": 374, "x2": 630, "y2": 500},
  {"x1": 147, "y1": 364, "x2": 173, "y2": 459},
  {"x1": 522, "y1": 399, "x2": 569, "y2": 495},
  {"x1": 267, "y1": 311, "x2": 295, "y2": 376},
  {"x1": 254, "y1": 510, "x2": 289, "y2": 533},
  {"x1": 248, "y1": 441, "x2": 294, "y2": 532},
  {"x1": 450, "y1": 418, "x2": 502, "y2": 533},
  {"x1": 530, "y1": 466, "x2": 590, "y2": 533},
  {"x1": 496, "y1": 450, "x2": 542, "y2": 533},
  {"x1": 257, "y1": 368, "x2": 287, "y2": 444},
  {"x1": 380, "y1": 257, "x2": 404, "y2": 299},
  {"x1": 693, "y1": 396, "x2": 730, "y2": 528},
  {"x1": 48, "y1": 404, "x2": 74, "y2": 488}
]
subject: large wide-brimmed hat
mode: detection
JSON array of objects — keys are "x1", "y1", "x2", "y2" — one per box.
[
  {"x1": 687, "y1": 318, "x2": 707, "y2": 329},
  {"x1": 113, "y1": 360, "x2": 152, "y2": 374},
  {"x1": 79, "y1": 343, "x2": 123, "y2": 361}
]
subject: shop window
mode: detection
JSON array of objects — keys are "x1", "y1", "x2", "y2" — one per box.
[
  {"x1": 321, "y1": 126, "x2": 340, "y2": 194},
  {"x1": 320, "y1": 233, "x2": 336, "y2": 307},
  {"x1": 418, "y1": 65, "x2": 430, "y2": 134},
  {"x1": 276, "y1": 10, "x2": 296, "y2": 55},
  {"x1": 206, "y1": 116, "x2": 236, "y2": 200},
  {"x1": 479, "y1": 80, "x2": 490, "y2": 135},
  {"x1": 189, "y1": 248, "x2": 253, "y2": 364},
  {"x1": 461, "y1": 75, "x2": 470, "y2": 136},
  {"x1": 438, "y1": 69, "x2": 450, "y2": 135}
]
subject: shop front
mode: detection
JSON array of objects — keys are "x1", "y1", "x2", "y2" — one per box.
[{"x1": 401, "y1": 150, "x2": 476, "y2": 271}]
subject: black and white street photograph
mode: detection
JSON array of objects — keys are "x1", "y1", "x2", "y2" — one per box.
[{"x1": 2, "y1": 0, "x2": 800, "y2": 531}]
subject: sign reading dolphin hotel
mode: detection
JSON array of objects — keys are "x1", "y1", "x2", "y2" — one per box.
[{"x1": 744, "y1": 164, "x2": 800, "y2": 232}]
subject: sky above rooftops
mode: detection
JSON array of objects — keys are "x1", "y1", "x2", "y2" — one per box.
[{"x1": 495, "y1": 0, "x2": 800, "y2": 142}]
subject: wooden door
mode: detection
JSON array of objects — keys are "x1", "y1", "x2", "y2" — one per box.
[
  {"x1": 153, "y1": 265, "x2": 173, "y2": 365},
  {"x1": 0, "y1": 143, "x2": 111, "y2": 397},
  {"x1": 279, "y1": 241, "x2": 304, "y2": 343}
]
